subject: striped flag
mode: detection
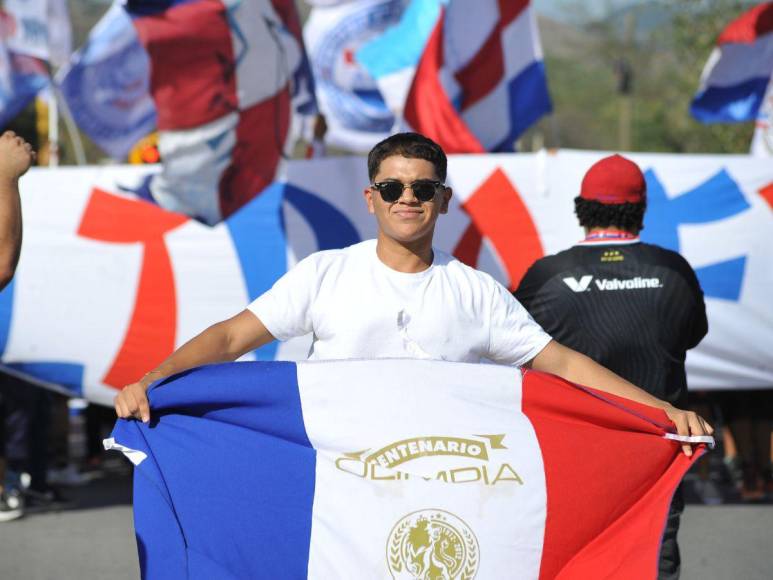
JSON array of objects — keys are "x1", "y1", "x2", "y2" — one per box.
[
  {"x1": 107, "y1": 359, "x2": 707, "y2": 579},
  {"x1": 690, "y1": 3, "x2": 773, "y2": 125},
  {"x1": 404, "y1": 0, "x2": 551, "y2": 153},
  {"x1": 125, "y1": 0, "x2": 310, "y2": 224}
]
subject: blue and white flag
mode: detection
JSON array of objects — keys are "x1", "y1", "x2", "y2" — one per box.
[
  {"x1": 303, "y1": 0, "x2": 410, "y2": 152},
  {"x1": 691, "y1": 3, "x2": 773, "y2": 124},
  {"x1": 3, "y1": 0, "x2": 72, "y2": 67},
  {"x1": 0, "y1": 48, "x2": 48, "y2": 129},
  {"x1": 106, "y1": 359, "x2": 705, "y2": 579},
  {"x1": 355, "y1": 0, "x2": 443, "y2": 116},
  {"x1": 56, "y1": 3, "x2": 156, "y2": 160}
]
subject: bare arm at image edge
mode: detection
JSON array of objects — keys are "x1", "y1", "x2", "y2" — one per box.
[
  {"x1": 0, "y1": 131, "x2": 35, "y2": 290},
  {"x1": 528, "y1": 340, "x2": 714, "y2": 456},
  {"x1": 114, "y1": 310, "x2": 275, "y2": 423}
]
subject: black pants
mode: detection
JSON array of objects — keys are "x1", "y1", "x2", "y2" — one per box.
[
  {"x1": 658, "y1": 485, "x2": 684, "y2": 580},
  {"x1": 0, "y1": 374, "x2": 51, "y2": 490}
]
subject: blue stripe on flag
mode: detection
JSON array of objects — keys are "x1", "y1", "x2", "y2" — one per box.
[
  {"x1": 690, "y1": 77, "x2": 769, "y2": 123},
  {"x1": 493, "y1": 61, "x2": 552, "y2": 152},
  {"x1": 110, "y1": 361, "x2": 316, "y2": 579}
]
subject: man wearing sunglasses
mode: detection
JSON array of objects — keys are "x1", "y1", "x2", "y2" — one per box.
[{"x1": 114, "y1": 133, "x2": 711, "y2": 455}]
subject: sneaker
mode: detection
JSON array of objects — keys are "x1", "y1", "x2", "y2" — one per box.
[{"x1": 0, "y1": 489, "x2": 25, "y2": 522}]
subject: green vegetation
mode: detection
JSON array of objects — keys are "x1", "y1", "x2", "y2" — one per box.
[{"x1": 525, "y1": 0, "x2": 757, "y2": 153}]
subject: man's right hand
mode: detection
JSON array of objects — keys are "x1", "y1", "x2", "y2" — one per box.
[
  {"x1": 0, "y1": 131, "x2": 35, "y2": 181},
  {"x1": 114, "y1": 380, "x2": 152, "y2": 423}
]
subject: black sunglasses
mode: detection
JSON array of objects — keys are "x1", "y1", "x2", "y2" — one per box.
[{"x1": 371, "y1": 180, "x2": 444, "y2": 203}]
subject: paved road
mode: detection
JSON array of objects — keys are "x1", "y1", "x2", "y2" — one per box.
[{"x1": 1, "y1": 472, "x2": 772, "y2": 580}]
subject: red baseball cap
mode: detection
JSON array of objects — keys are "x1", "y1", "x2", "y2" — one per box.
[{"x1": 580, "y1": 154, "x2": 646, "y2": 204}]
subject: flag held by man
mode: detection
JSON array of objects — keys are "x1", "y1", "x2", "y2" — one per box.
[{"x1": 107, "y1": 359, "x2": 707, "y2": 579}]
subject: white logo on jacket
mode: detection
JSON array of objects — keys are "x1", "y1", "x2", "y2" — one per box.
[
  {"x1": 563, "y1": 275, "x2": 662, "y2": 292},
  {"x1": 562, "y1": 275, "x2": 593, "y2": 292}
]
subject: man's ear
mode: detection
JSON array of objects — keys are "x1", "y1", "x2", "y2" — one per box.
[
  {"x1": 364, "y1": 187, "x2": 375, "y2": 214},
  {"x1": 439, "y1": 187, "x2": 452, "y2": 214}
]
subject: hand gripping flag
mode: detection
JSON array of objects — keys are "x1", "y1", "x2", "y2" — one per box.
[
  {"x1": 106, "y1": 359, "x2": 709, "y2": 579},
  {"x1": 125, "y1": 0, "x2": 307, "y2": 225},
  {"x1": 403, "y1": 0, "x2": 552, "y2": 153},
  {"x1": 690, "y1": 2, "x2": 773, "y2": 125}
]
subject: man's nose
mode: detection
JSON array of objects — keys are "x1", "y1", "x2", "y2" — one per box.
[{"x1": 398, "y1": 185, "x2": 420, "y2": 203}]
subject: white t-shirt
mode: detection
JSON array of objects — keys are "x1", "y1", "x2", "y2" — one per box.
[{"x1": 248, "y1": 240, "x2": 551, "y2": 365}]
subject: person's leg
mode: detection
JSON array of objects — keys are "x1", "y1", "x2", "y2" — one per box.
[
  {"x1": 0, "y1": 379, "x2": 24, "y2": 521},
  {"x1": 750, "y1": 390, "x2": 772, "y2": 494},
  {"x1": 26, "y1": 389, "x2": 51, "y2": 493},
  {"x1": 2, "y1": 379, "x2": 30, "y2": 490},
  {"x1": 658, "y1": 485, "x2": 684, "y2": 580}
]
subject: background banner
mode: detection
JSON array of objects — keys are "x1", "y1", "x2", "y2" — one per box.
[{"x1": 2, "y1": 151, "x2": 771, "y2": 404}]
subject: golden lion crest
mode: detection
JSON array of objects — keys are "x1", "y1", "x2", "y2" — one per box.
[{"x1": 387, "y1": 509, "x2": 479, "y2": 579}]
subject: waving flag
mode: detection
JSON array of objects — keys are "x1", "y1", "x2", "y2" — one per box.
[
  {"x1": 355, "y1": 0, "x2": 443, "y2": 116},
  {"x1": 106, "y1": 360, "x2": 707, "y2": 579},
  {"x1": 0, "y1": 48, "x2": 48, "y2": 129},
  {"x1": 125, "y1": 0, "x2": 307, "y2": 225},
  {"x1": 404, "y1": 0, "x2": 551, "y2": 153},
  {"x1": 690, "y1": 2, "x2": 773, "y2": 124},
  {"x1": 3, "y1": 0, "x2": 72, "y2": 67},
  {"x1": 57, "y1": 3, "x2": 156, "y2": 160},
  {"x1": 303, "y1": 0, "x2": 409, "y2": 152}
]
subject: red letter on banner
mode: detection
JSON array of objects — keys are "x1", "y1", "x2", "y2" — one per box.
[
  {"x1": 455, "y1": 168, "x2": 543, "y2": 290},
  {"x1": 77, "y1": 188, "x2": 188, "y2": 389}
]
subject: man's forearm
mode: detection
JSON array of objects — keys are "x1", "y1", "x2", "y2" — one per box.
[
  {"x1": 138, "y1": 311, "x2": 274, "y2": 388},
  {"x1": 530, "y1": 341, "x2": 670, "y2": 410},
  {"x1": 139, "y1": 320, "x2": 243, "y2": 387},
  {"x1": 0, "y1": 181, "x2": 22, "y2": 290}
]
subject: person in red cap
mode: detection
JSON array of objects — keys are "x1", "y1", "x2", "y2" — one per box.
[{"x1": 515, "y1": 153, "x2": 708, "y2": 580}]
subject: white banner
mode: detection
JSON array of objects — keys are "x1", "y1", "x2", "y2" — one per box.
[{"x1": 2, "y1": 151, "x2": 771, "y2": 404}]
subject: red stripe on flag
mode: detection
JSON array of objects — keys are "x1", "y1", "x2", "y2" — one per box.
[
  {"x1": 134, "y1": 0, "x2": 238, "y2": 130},
  {"x1": 455, "y1": 26, "x2": 504, "y2": 111},
  {"x1": 497, "y1": 0, "x2": 529, "y2": 26},
  {"x1": 77, "y1": 189, "x2": 188, "y2": 388},
  {"x1": 404, "y1": 14, "x2": 485, "y2": 154},
  {"x1": 718, "y1": 2, "x2": 773, "y2": 45},
  {"x1": 521, "y1": 371, "x2": 702, "y2": 579},
  {"x1": 460, "y1": 168, "x2": 543, "y2": 289},
  {"x1": 218, "y1": 87, "x2": 291, "y2": 219},
  {"x1": 454, "y1": 1, "x2": 529, "y2": 111}
]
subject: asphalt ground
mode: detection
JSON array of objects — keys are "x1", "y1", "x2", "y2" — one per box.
[{"x1": 1, "y1": 461, "x2": 772, "y2": 580}]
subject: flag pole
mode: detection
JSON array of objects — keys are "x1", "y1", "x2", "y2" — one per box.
[
  {"x1": 54, "y1": 84, "x2": 86, "y2": 165},
  {"x1": 47, "y1": 88, "x2": 59, "y2": 166}
]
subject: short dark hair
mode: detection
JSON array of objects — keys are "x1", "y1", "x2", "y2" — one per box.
[
  {"x1": 574, "y1": 197, "x2": 646, "y2": 233},
  {"x1": 367, "y1": 132, "x2": 447, "y2": 182}
]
